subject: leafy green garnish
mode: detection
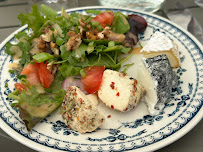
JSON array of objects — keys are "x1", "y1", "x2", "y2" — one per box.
[
  {"x1": 5, "y1": 6, "x2": 138, "y2": 132},
  {"x1": 55, "y1": 36, "x2": 65, "y2": 46},
  {"x1": 8, "y1": 70, "x2": 15, "y2": 73},
  {"x1": 60, "y1": 62, "x2": 82, "y2": 78},
  {"x1": 61, "y1": 7, "x2": 70, "y2": 20},
  {"x1": 5, "y1": 41, "x2": 31, "y2": 65},
  {"x1": 17, "y1": 75, "x2": 27, "y2": 80},
  {"x1": 14, "y1": 31, "x2": 29, "y2": 41},
  {"x1": 47, "y1": 71, "x2": 65, "y2": 94},
  {"x1": 40, "y1": 4, "x2": 58, "y2": 19},
  {"x1": 83, "y1": 39, "x2": 121, "y2": 45},
  {"x1": 18, "y1": 4, "x2": 46, "y2": 37},
  {"x1": 139, "y1": 41, "x2": 143, "y2": 49},
  {"x1": 16, "y1": 84, "x2": 65, "y2": 107},
  {"x1": 111, "y1": 12, "x2": 130, "y2": 34},
  {"x1": 122, "y1": 63, "x2": 134, "y2": 73},
  {"x1": 5, "y1": 42, "x2": 15, "y2": 55},
  {"x1": 8, "y1": 89, "x2": 20, "y2": 100},
  {"x1": 86, "y1": 10, "x2": 102, "y2": 15},
  {"x1": 18, "y1": 42, "x2": 32, "y2": 65},
  {"x1": 72, "y1": 43, "x2": 88, "y2": 62},
  {"x1": 33, "y1": 52, "x2": 54, "y2": 63}
]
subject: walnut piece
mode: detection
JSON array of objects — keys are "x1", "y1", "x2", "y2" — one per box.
[{"x1": 66, "y1": 31, "x2": 82, "y2": 51}]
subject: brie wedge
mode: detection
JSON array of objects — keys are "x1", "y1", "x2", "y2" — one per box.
[{"x1": 140, "y1": 31, "x2": 180, "y2": 68}]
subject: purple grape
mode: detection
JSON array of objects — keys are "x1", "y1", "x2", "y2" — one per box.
[{"x1": 128, "y1": 14, "x2": 147, "y2": 34}]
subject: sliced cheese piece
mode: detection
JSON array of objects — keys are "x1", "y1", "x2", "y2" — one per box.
[
  {"x1": 62, "y1": 86, "x2": 104, "y2": 133},
  {"x1": 98, "y1": 70, "x2": 145, "y2": 112},
  {"x1": 140, "y1": 31, "x2": 180, "y2": 68},
  {"x1": 136, "y1": 54, "x2": 177, "y2": 115},
  {"x1": 86, "y1": 94, "x2": 99, "y2": 105}
]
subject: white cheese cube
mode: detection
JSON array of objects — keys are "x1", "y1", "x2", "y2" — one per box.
[{"x1": 98, "y1": 70, "x2": 145, "y2": 112}]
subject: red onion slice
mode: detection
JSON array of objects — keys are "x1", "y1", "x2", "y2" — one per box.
[{"x1": 62, "y1": 75, "x2": 88, "y2": 95}]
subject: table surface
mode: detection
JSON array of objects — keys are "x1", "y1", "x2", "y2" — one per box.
[{"x1": 0, "y1": 0, "x2": 202, "y2": 152}]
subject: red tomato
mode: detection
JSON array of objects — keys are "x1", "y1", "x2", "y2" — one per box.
[
  {"x1": 81, "y1": 66, "x2": 105, "y2": 94},
  {"x1": 20, "y1": 61, "x2": 54, "y2": 88},
  {"x1": 91, "y1": 12, "x2": 114, "y2": 28},
  {"x1": 14, "y1": 83, "x2": 28, "y2": 93},
  {"x1": 38, "y1": 62, "x2": 54, "y2": 88},
  {"x1": 20, "y1": 63, "x2": 41, "y2": 86}
]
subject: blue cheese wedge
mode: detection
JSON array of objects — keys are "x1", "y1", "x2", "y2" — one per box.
[
  {"x1": 137, "y1": 54, "x2": 177, "y2": 115},
  {"x1": 98, "y1": 70, "x2": 145, "y2": 112},
  {"x1": 140, "y1": 31, "x2": 180, "y2": 68},
  {"x1": 62, "y1": 86, "x2": 104, "y2": 133}
]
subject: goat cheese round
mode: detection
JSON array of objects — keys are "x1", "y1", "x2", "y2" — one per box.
[
  {"x1": 98, "y1": 70, "x2": 145, "y2": 112},
  {"x1": 141, "y1": 54, "x2": 177, "y2": 115}
]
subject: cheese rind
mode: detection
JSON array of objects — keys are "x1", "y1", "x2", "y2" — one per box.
[
  {"x1": 141, "y1": 54, "x2": 177, "y2": 115},
  {"x1": 98, "y1": 70, "x2": 145, "y2": 112},
  {"x1": 140, "y1": 31, "x2": 180, "y2": 68},
  {"x1": 62, "y1": 86, "x2": 104, "y2": 133}
]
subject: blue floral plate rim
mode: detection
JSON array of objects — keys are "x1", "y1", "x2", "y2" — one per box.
[{"x1": 0, "y1": 6, "x2": 202, "y2": 152}]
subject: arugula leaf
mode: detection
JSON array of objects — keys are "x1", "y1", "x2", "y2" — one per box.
[
  {"x1": 5, "y1": 41, "x2": 31, "y2": 66},
  {"x1": 112, "y1": 53, "x2": 134, "y2": 69},
  {"x1": 14, "y1": 31, "x2": 29, "y2": 41},
  {"x1": 5, "y1": 42, "x2": 15, "y2": 55},
  {"x1": 70, "y1": 12, "x2": 80, "y2": 26},
  {"x1": 72, "y1": 43, "x2": 88, "y2": 62},
  {"x1": 122, "y1": 63, "x2": 134, "y2": 73},
  {"x1": 60, "y1": 44, "x2": 90, "y2": 68},
  {"x1": 56, "y1": 36, "x2": 65, "y2": 46},
  {"x1": 119, "y1": 46, "x2": 131, "y2": 54},
  {"x1": 88, "y1": 53, "x2": 116, "y2": 68},
  {"x1": 87, "y1": 42, "x2": 95, "y2": 54},
  {"x1": 60, "y1": 45, "x2": 70, "y2": 60},
  {"x1": 103, "y1": 45, "x2": 120, "y2": 52},
  {"x1": 103, "y1": 45, "x2": 131, "y2": 54},
  {"x1": 95, "y1": 45, "x2": 107, "y2": 55},
  {"x1": 60, "y1": 62, "x2": 82, "y2": 78},
  {"x1": 18, "y1": 42, "x2": 32, "y2": 65},
  {"x1": 83, "y1": 39, "x2": 121, "y2": 45}
]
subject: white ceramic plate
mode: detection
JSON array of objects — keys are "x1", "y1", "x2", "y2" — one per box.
[{"x1": 0, "y1": 6, "x2": 202, "y2": 152}]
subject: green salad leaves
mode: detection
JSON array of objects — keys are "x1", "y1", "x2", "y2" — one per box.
[{"x1": 6, "y1": 4, "x2": 134, "y2": 131}]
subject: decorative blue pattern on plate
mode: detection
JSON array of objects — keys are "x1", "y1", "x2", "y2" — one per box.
[{"x1": 0, "y1": 7, "x2": 202, "y2": 152}]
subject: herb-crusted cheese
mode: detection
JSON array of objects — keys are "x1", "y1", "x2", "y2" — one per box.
[
  {"x1": 140, "y1": 31, "x2": 180, "y2": 68},
  {"x1": 138, "y1": 54, "x2": 177, "y2": 115},
  {"x1": 98, "y1": 70, "x2": 145, "y2": 112},
  {"x1": 62, "y1": 86, "x2": 104, "y2": 133}
]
